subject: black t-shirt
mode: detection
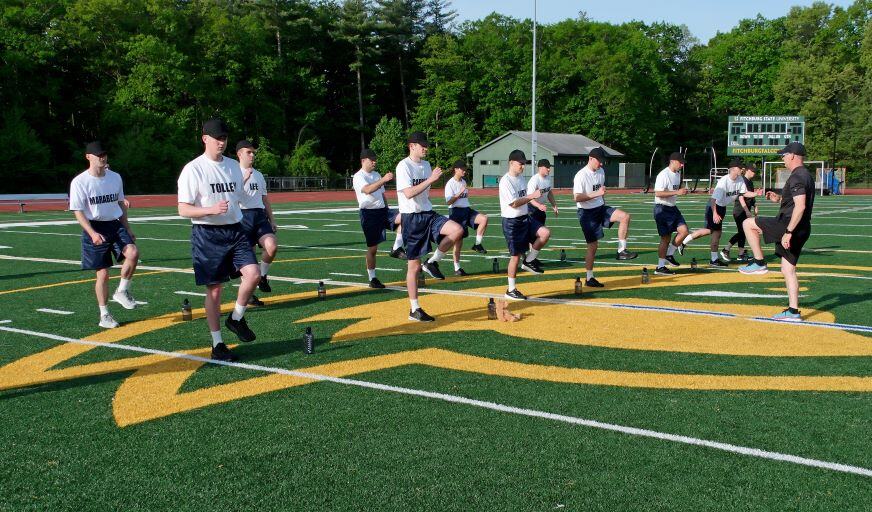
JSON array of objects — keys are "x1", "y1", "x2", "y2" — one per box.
[
  {"x1": 779, "y1": 166, "x2": 815, "y2": 228},
  {"x1": 733, "y1": 176, "x2": 755, "y2": 214}
]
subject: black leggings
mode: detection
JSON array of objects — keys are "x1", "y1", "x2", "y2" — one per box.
[{"x1": 729, "y1": 211, "x2": 748, "y2": 248}]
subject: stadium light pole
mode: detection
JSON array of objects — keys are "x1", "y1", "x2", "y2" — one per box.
[{"x1": 531, "y1": 0, "x2": 537, "y2": 173}]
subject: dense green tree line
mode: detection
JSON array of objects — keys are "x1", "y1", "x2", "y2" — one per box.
[{"x1": 0, "y1": 0, "x2": 869, "y2": 193}]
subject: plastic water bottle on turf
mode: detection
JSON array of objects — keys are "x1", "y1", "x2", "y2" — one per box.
[
  {"x1": 317, "y1": 281, "x2": 326, "y2": 299},
  {"x1": 181, "y1": 299, "x2": 192, "y2": 321},
  {"x1": 304, "y1": 327, "x2": 314, "y2": 354},
  {"x1": 560, "y1": 249, "x2": 566, "y2": 262},
  {"x1": 574, "y1": 276, "x2": 583, "y2": 296},
  {"x1": 492, "y1": 258, "x2": 499, "y2": 273},
  {"x1": 641, "y1": 267, "x2": 650, "y2": 284},
  {"x1": 487, "y1": 298, "x2": 497, "y2": 320}
]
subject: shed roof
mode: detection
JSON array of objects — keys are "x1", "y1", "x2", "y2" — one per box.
[{"x1": 467, "y1": 131, "x2": 624, "y2": 158}]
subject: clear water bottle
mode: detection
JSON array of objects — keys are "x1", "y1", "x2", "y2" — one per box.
[
  {"x1": 560, "y1": 249, "x2": 566, "y2": 262},
  {"x1": 492, "y1": 258, "x2": 500, "y2": 273},
  {"x1": 641, "y1": 267, "x2": 650, "y2": 284},
  {"x1": 181, "y1": 299, "x2": 192, "y2": 321},
  {"x1": 574, "y1": 276, "x2": 583, "y2": 295},
  {"x1": 487, "y1": 298, "x2": 497, "y2": 320},
  {"x1": 317, "y1": 281, "x2": 326, "y2": 299},
  {"x1": 303, "y1": 327, "x2": 314, "y2": 354}
]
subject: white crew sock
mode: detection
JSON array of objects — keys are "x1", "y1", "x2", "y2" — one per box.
[
  {"x1": 586, "y1": 270, "x2": 594, "y2": 280},
  {"x1": 617, "y1": 239, "x2": 627, "y2": 252},
  {"x1": 260, "y1": 261, "x2": 271, "y2": 276},
  {"x1": 658, "y1": 258, "x2": 667, "y2": 268},
  {"x1": 231, "y1": 302, "x2": 247, "y2": 321},
  {"x1": 99, "y1": 305, "x2": 109, "y2": 316},
  {"x1": 711, "y1": 252, "x2": 719, "y2": 262},
  {"x1": 525, "y1": 249, "x2": 539, "y2": 263},
  {"x1": 666, "y1": 244, "x2": 677, "y2": 256},
  {"x1": 117, "y1": 278, "x2": 131, "y2": 292},
  {"x1": 211, "y1": 331, "x2": 223, "y2": 347},
  {"x1": 428, "y1": 249, "x2": 446, "y2": 264},
  {"x1": 454, "y1": 261, "x2": 462, "y2": 271},
  {"x1": 475, "y1": 235, "x2": 483, "y2": 245},
  {"x1": 410, "y1": 299, "x2": 420, "y2": 311},
  {"x1": 393, "y1": 234, "x2": 403, "y2": 250},
  {"x1": 367, "y1": 268, "x2": 377, "y2": 280},
  {"x1": 507, "y1": 277, "x2": 516, "y2": 291},
  {"x1": 683, "y1": 233, "x2": 695, "y2": 245}
]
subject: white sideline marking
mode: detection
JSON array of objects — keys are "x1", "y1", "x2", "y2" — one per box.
[
  {"x1": 678, "y1": 291, "x2": 803, "y2": 299},
  {"x1": 1, "y1": 324, "x2": 870, "y2": 478},
  {"x1": 0, "y1": 246, "x2": 12, "y2": 249},
  {"x1": 36, "y1": 308, "x2": 74, "y2": 315},
  {"x1": 375, "y1": 268, "x2": 403, "y2": 272},
  {"x1": 279, "y1": 225, "x2": 309, "y2": 229},
  {"x1": 329, "y1": 272, "x2": 362, "y2": 277},
  {"x1": 0, "y1": 320, "x2": 10, "y2": 324},
  {"x1": 174, "y1": 291, "x2": 206, "y2": 297},
  {"x1": 323, "y1": 223, "x2": 348, "y2": 227}
]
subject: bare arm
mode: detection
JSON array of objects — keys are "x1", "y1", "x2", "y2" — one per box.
[
  {"x1": 785, "y1": 194, "x2": 805, "y2": 233},
  {"x1": 574, "y1": 187, "x2": 605, "y2": 203},
  {"x1": 117, "y1": 200, "x2": 136, "y2": 241},
  {"x1": 402, "y1": 167, "x2": 443, "y2": 199},
  {"x1": 263, "y1": 195, "x2": 277, "y2": 229},
  {"x1": 738, "y1": 196, "x2": 751, "y2": 216},
  {"x1": 509, "y1": 189, "x2": 541, "y2": 208},
  {"x1": 178, "y1": 201, "x2": 226, "y2": 219},
  {"x1": 74, "y1": 211, "x2": 105, "y2": 244},
  {"x1": 361, "y1": 172, "x2": 394, "y2": 195}
]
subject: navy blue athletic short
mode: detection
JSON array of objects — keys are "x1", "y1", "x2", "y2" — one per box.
[
  {"x1": 401, "y1": 211, "x2": 449, "y2": 260},
  {"x1": 578, "y1": 205, "x2": 617, "y2": 243},
  {"x1": 758, "y1": 215, "x2": 810, "y2": 266},
  {"x1": 359, "y1": 207, "x2": 399, "y2": 247},
  {"x1": 448, "y1": 207, "x2": 481, "y2": 239},
  {"x1": 653, "y1": 204, "x2": 687, "y2": 237},
  {"x1": 81, "y1": 219, "x2": 134, "y2": 270},
  {"x1": 529, "y1": 207, "x2": 547, "y2": 225},
  {"x1": 704, "y1": 204, "x2": 728, "y2": 231},
  {"x1": 240, "y1": 208, "x2": 275, "y2": 246},
  {"x1": 502, "y1": 215, "x2": 544, "y2": 256},
  {"x1": 191, "y1": 223, "x2": 257, "y2": 286}
]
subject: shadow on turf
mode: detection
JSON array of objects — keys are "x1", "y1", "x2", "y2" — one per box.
[
  {"x1": 0, "y1": 371, "x2": 129, "y2": 401},
  {"x1": 0, "y1": 268, "x2": 82, "y2": 281},
  {"x1": 806, "y1": 292, "x2": 872, "y2": 313}
]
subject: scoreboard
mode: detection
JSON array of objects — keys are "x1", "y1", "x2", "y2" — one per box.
[{"x1": 727, "y1": 115, "x2": 805, "y2": 156}]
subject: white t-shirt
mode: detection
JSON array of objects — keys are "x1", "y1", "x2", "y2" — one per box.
[
  {"x1": 239, "y1": 168, "x2": 267, "y2": 210},
  {"x1": 177, "y1": 154, "x2": 244, "y2": 225},
  {"x1": 573, "y1": 165, "x2": 605, "y2": 209},
  {"x1": 395, "y1": 157, "x2": 433, "y2": 214},
  {"x1": 499, "y1": 172, "x2": 529, "y2": 218},
  {"x1": 527, "y1": 173, "x2": 552, "y2": 204},
  {"x1": 444, "y1": 177, "x2": 470, "y2": 208},
  {"x1": 654, "y1": 167, "x2": 682, "y2": 207},
  {"x1": 69, "y1": 169, "x2": 125, "y2": 221},
  {"x1": 711, "y1": 174, "x2": 748, "y2": 207},
  {"x1": 352, "y1": 169, "x2": 386, "y2": 209}
]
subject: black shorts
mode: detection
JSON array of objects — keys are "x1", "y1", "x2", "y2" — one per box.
[
  {"x1": 578, "y1": 205, "x2": 616, "y2": 243},
  {"x1": 758, "y1": 216, "x2": 810, "y2": 266},
  {"x1": 502, "y1": 216, "x2": 544, "y2": 256},
  {"x1": 191, "y1": 223, "x2": 257, "y2": 286},
  {"x1": 653, "y1": 205, "x2": 686, "y2": 237},
  {"x1": 448, "y1": 207, "x2": 481, "y2": 239},
  {"x1": 359, "y1": 207, "x2": 399, "y2": 247},
  {"x1": 704, "y1": 204, "x2": 727, "y2": 231},
  {"x1": 81, "y1": 219, "x2": 134, "y2": 270},
  {"x1": 529, "y1": 208, "x2": 547, "y2": 225},
  {"x1": 240, "y1": 208, "x2": 275, "y2": 246},
  {"x1": 401, "y1": 211, "x2": 449, "y2": 260}
]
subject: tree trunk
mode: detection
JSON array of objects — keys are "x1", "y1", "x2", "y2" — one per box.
[
  {"x1": 356, "y1": 51, "x2": 365, "y2": 152},
  {"x1": 398, "y1": 54, "x2": 409, "y2": 128}
]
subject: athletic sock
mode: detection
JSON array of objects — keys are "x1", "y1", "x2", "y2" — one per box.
[
  {"x1": 99, "y1": 305, "x2": 109, "y2": 316},
  {"x1": 393, "y1": 235, "x2": 403, "y2": 250},
  {"x1": 754, "y1": 258, "x2": 766, "y2": 266},
  {"x1": 658, "y1": 258, "x2": 667, "y2": 268},
  {"x1": 507, "y1": 277, "x2": 516, "y2": 291},
  {"x1": 231, "y1": 302, "x2": 247, "y2": 321},
  {"x1": 211, "y1": 331, "x2": 223, "y2": 348},
  {"x1": 710, "y1": 252, "x2": 719, "y2": 262},
  {"x1": 787, "y1": 307, "x2": 800, "y2": 314},
  {"x1": 117, "y1": 278, "x2": 131, "y2": 292},
  {"x1": 475, "y1": 235, "x2": 483, "y2": 245},
  {"x1": 666, "y1": 244, "x2": 677, "y2": 256},
  {"x1": 260, "y1": 262, "x2": 271, "y2": 276},
  {"x1": 453, "y1": 261, "x2": 461, "y2": 271},
  {"x1": 683, "y1": 233, "x2": 695, "y2": 245},
  {"x1": 525, "y1": 249, "x2": 540, "y2": 263},
  {"x1": 586, "y1": 270, "x2": 594, "y2": 280},
  {"x1": 617, "y1": 239, "x2": 627, "y2": 252},
  {"x1": 410, "y1": 299, "x2": 420, "y2": 311},
  {"x1": 428, "y1": 249, "x2": 446, "y2": 264},
  {"x1": 367, "y1": 268, "x2": 376, "y2": 280}
]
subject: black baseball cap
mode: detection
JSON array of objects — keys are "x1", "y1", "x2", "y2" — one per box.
[
  {"x1": 453, "y1": 159, "x2": 468, "y2": 170},
  {"x1": 360, "y1": 148, "x2": 377, "y2": 160},
  {"x1": 777, "y1": 141, "x2": 806, "y2": 156},
  {"x1": 588, "y1": 147, "x2": 608, "y2": 161},
  {"x1": 744, "y1": 164, "x2": 757, "y2": 172},
  {"x1": 235, "y1": 139, "x2": 256, "y2": 152},
  {"x1": 85, "y1": 141, "x2": 107, "y2": 156},
  {"x1": 668, "y1": 151, "x2": 686, "y2": 164},
  {"x1": 537, "y1": 159, "x2": 552, "y2": 168},
  {"x1": 202, "y1": 118, "x2": 229, "y2": 138},
  {"x1": 407, "y1": 131, "x2": 429, "y2": 147},
  {"x1": 728, "y1": 158, "x2": 744, "y2": 169},
  {"x1": 508, "y1": 149, "x2": 527, "y2": 163}
]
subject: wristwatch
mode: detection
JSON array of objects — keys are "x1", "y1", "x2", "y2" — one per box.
[{"x1": 785, "y1": 229, "x2": 793, "y2": 235}]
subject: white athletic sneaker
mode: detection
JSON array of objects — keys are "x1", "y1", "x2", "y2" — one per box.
[
  {"x1": 112, "y1": 290, "x2": 137, "y2": 310},
  {"x1": 99, "y1": 313, "x2": 119, "y2": 329}
]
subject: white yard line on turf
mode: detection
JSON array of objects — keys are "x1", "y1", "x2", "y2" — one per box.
[
  {"x1": 329, "y1": 272, "x2": 362, "y2": 277},
  {"x1": 677, "y1": 291, "x2": 801, "y2": 299},
  {"x1": 36, "y1": 308, "x2": 74, "y2": 315},
  {"x1": 174, "y1": 291, "x2": 207, "y2": 297},
  {"x1": 0, "y1": 324, "x2": 870, "y2": 478},
  {"x1": 0, "y1": 320, "x2": 10, "y2": 324}
]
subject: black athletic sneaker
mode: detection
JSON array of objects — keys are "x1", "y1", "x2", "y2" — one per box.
[
  {"x1": 616, "y1": 250, "x2": 638, "y2": 260},
  {"x1": 585, "y1": 277, "x2": 604, "y2": 288},
  {"x1": 211, "y1": 343, "x2": 239, "y2": 362},
  {"x1": 454, "y1": 268, "x2": 468, "y2": 276},
  {"x1": 389, "y1": 247, "x2": 408, "y2": 260},
  {"x1": 258, "y1": 275, "x2": 272, "y2": 293},
  {"x1": 248, "y1": 295, "x2": 265, "y2": 307},
  {"x1": 654, "y1": 266, "x2": 675, "y2": 276},
  {"x1": 409, "y1": 308, "x2": 435, "y2": 322},
  {"x1": 423, "y1": 261, "x2": 446, "y2": 280},
  {"x1": 504, "y1": 288, "x2": 527, "y2": 300},
  {"x1": 709, "y1": 259, "x2": 729, "y2": 268},
  {"x1": 677, "y1": 244, "x2": 686, "y2": 256},
  {"x1": 225, "y1": 314, "x2": 256, "y2": 342},
  {"x1": 369, "y1": 277, "x2": 385, "y2": 289},
  {"x1": 521, "y1": 259, "x2": 544, "y2": 274},
  {"x1": 471, "y1": 244, "x2": 487, "y2": 254},
  {"x1": 531, "y1": 258, "x2": 542, "y2": 267},
  {"x1": 665, "y1": 255, "x2": 680, "y2": 267}
]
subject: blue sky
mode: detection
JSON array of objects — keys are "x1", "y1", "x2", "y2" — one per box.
[{"x1": 450, "y1": 0, "x2": 857, "y2": 43}]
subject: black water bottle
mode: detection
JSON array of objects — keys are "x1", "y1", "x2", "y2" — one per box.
[
  {"x1": 487, "y1": 298, "x2": 497, "y2": 320},
  {"x1": 181, "y1": 299, "x2": 192, "y2": 321},
  {"x1": 492, "y1": 258, "x2": 499, "y2": 273},
  {"x1": 317, "y1": 281, "x2": 326, "y2": 299},
  {"x1": 560, "y1": 249, "x2": 567, "y2": 262},
  {"x1": 641, "y1": 267, "x2": 650, "y2": 284},
  {"x1": 304, "y1": 327, "x2": 314, "y2": 354}
]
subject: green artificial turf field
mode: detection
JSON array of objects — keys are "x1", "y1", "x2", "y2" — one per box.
[{"x1": 0, "y1": 192, "x2": 870, "y2": 510}]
